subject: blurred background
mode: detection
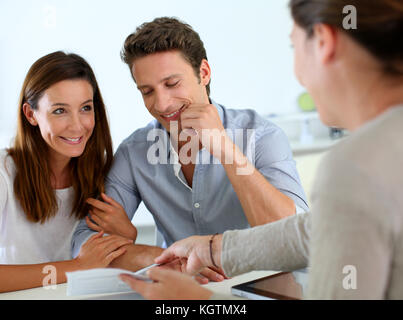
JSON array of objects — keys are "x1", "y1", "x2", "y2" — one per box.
[{"x1": 0, "y1": 0, "x2": 343, "y2": 244}]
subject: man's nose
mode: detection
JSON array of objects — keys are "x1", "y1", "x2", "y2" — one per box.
[{"x1": 153, "y1": 90, "x2": 172, "y2": 113}]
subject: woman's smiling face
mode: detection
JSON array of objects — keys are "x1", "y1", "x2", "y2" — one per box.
[{"x1": 25, "y1": 79, "x2": 95, "y2": 162}]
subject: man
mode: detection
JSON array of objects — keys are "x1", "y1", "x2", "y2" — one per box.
[{"x1": 71, "y1": 17, "x2": 308, "y2": 272}]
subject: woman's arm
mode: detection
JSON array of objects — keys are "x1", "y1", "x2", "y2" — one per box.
[
  {"x1": 0, "y1": 260, "x2": 80, "y2": 293},
  {"x1": 155, "y1": 212, "x2": 310, "y2": 278},
  {"x1": 220, "y1": 212, "x2": 310, "y2": 276},
  {"x1": 0, "y1": 232, "x2": 132, "y2": 293}
]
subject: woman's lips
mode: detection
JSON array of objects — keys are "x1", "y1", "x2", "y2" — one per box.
[{"x1": 60, "y1": 136, "x2": 83, "y2": 145}]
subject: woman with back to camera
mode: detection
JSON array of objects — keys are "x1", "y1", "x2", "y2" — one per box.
[
  {"x1": 0, "y1": 51, "x2": 135, "y2": 293},
  {"x1": 120, "y1": 0, "x2": 403, "y2": 299}
]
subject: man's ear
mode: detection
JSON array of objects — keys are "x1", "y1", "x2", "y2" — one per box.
[
  {"x1": 199, "y1": 59, "x2": 211, "y2": 86},
  {"x1": 22, "y1": 103, "x2": 38, "y2": 126},
  {"x1": 312, "y1": 23, "x2": 338, "y2": 65}
]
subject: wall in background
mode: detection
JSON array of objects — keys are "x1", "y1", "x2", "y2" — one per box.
[
  {"x1": 0, "y1": 0, "x2": 304, "y2": 144},
  {"x1": 0, "y1": 0, "x2": 306, "y2": 225}
]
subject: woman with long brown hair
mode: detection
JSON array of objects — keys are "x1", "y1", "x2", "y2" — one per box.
[
  {"x1": 120, "y1": 0, "x2": 403, "y2": 299},
  {"x1": 0, "y1": 51, "x2": 133, "y2": 292}
]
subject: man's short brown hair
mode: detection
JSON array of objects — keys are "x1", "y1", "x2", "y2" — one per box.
[{"x1": 121, "y1": 17, "x2": 211, "y2": 96}]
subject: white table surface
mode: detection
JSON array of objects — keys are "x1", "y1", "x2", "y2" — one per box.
[{"x1": 0, "y1": 270, "x2": 277, "y2": 300}]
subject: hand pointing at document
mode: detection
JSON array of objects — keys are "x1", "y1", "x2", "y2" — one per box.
[{"x1": 155, "y1": 234, "x2": 225, "y2": 276}]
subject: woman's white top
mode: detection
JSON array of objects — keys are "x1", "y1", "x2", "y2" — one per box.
[{"x1": 0, "y1": 149, "x2": 79, "y2": 264}]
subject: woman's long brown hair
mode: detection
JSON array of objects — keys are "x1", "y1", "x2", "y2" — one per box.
[{"x1": 7, "y1": 51, "x2": 113, "y2": 223}]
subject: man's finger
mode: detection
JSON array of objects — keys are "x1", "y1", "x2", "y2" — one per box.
[
  {"x1": 180, "y1": 119, "x2": 202, "y2": 135},
  {"x1": 180, "y1": 107, "x2": 204, "y2": 120}
]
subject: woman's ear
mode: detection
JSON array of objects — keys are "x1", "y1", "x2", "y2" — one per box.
[
  {"x1": 22, "y1": 103, "x2": 38, "y2": 126},
  {"x1": 199, "y1": 59, "x2": 211, "y2": 87},
  {"x1": 312, "y1": 23, "x2": 338, "y2": 65}
]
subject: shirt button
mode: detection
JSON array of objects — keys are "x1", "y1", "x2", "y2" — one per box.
[{"x1": 194, "y1": 203, "x2": 200, "y2": 208}]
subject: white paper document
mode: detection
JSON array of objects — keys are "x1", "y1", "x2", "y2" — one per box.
[{"x1": 66, "y1": 267, "x2": 151, "y2": 296}]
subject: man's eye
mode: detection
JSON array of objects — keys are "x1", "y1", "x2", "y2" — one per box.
[
  {"x1": 166, "y1": 81, "x2": 180, "y2": 88},
  {"x1": 142, "y1": 90, "x2": 152, "y2": 96}
]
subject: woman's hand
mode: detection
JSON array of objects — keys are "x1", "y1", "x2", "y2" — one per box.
[
  {"x1": 85, "y1": 193, "x2": 137, "y2": 241},
  {"x1": 158, "y1": 258, "x2": 225, "y2": 284},
  {"x1": 155, "y1": 234, "x2": 224, "y2": 276},
  {"x1": 119, "y1": 267, "x2": 213, "y2": 300},
  {"x1": 75, "y1": 231, "x2": 133, "y2": 270}
]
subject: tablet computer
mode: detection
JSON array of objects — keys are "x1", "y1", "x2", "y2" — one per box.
[{"x1": 231, "y1": 269, "x2": 309, "y2": 300}]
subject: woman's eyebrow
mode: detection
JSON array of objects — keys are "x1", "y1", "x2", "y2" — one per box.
[
  {"x1": 51, "y1": 102, "x2": 69, "y2": 107},
  {"x1": 51, "y1": 99, "x2": 93, "y2": 107},
  {"x1": 80, "y1": 99, "x2": 93, "y2": 105}
]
